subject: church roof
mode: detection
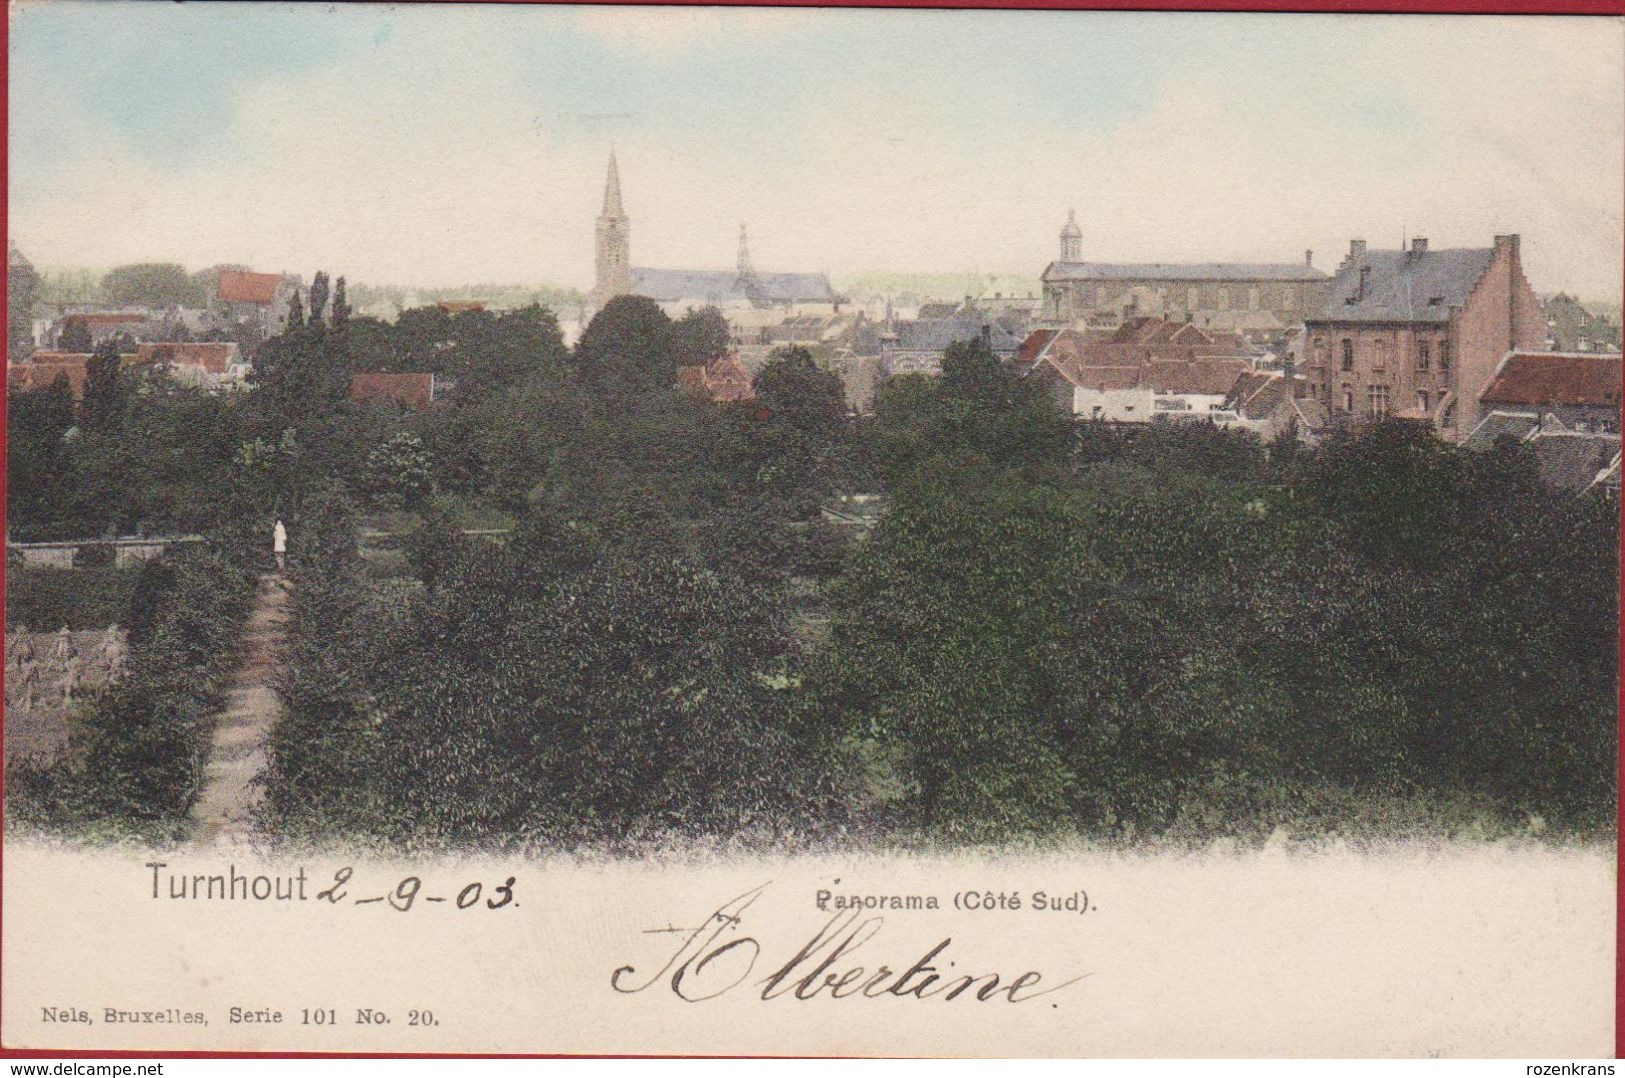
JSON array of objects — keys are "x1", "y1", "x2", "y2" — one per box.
[
  {"x1": 1044, "y1": 261, "x2": 1327, "y2": 283},
  {"x1": 629, "y1": 267, "x2": 840, "y2": 306}
]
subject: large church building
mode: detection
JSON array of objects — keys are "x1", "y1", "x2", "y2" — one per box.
[
  {"x1": 1040, "y1": 210, "x2": 1329, "y2": 334},
  {"x1": 586, "y1": 153, "x2": 843, "y2": 318}
]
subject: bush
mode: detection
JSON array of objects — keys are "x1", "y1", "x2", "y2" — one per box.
[{"x1": 5, "y1": 567, "x2": 138, "y2": 630}]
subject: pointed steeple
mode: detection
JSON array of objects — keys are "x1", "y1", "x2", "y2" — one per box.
[
  {"x1": 737, "y1": 223, "x2": 754, "y2": 278},
  {"x1": 592, "y1": 151, "x2": 632, "y2": 309},
  {"x1": 602, "y1": 151, "x2": 626, "y2": 218}
]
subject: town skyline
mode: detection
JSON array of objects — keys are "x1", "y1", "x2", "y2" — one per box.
[{"x1": 10, "y1": 3, "x2": 1624, "y2": 298}]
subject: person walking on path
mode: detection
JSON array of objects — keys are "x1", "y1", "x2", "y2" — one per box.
[{"x1": 273, "y1": 518, "x2": 288, "y2": 572}]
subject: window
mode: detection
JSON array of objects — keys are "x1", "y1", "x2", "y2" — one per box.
[
  {"x1": 1441, "y1": 401, "x2": 1456, "y2": 427},
  {"x1": 1341, "y1": 386, "x2": 1354, "y2": 413},
  {"x1": 1438, "y1": 340, "x2": 1452, "y2": 372},
  {"x1": 1283, "y1": 287, "x2": 1296, "y2": 309},
  {"x1": 1217, "y1": 288, "x2": 1231, "y2": 311},
  {"x1": 1417, "y1": 341, "x2": 1430, "y2": 370},
  {"x1": 1417, "y1": 390, "x2": 1430, "y2": 413},
  {"x1": 1247, "y1": 287, "x2": 1260, "y2": 311},
  {"x1": 1372, "y1": 339, "x2": 1388, "y2": 371},
  {"x1": 1340, "y1": 339, "x2": 1354, "y2": 371},
  {"x1": 1367, "y1": 384, "x2": 1391, "y2": 418},
  {"x1": 1187, "y1": 287, "x2": 1199, "y2": 310}
]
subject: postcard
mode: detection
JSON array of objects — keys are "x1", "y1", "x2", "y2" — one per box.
[{"x1": 3, "y1": 0, "x2": 1619, "y2": 1059}]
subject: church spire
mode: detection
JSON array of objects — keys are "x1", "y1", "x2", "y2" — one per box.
[
  {"x1": 592, "y1": 151, "x2": 631, "y2": 309},
  {"x1": 737, "y1": 223, "x2": 753, "y2": 278},
  {"x1": 602, "y1": 150, "x2": 626, "y2": 218}
]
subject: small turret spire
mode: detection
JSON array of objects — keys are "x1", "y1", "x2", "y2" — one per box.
[{"x1": 1060, "y1": 208, "x2": 1082, "y2": 262}]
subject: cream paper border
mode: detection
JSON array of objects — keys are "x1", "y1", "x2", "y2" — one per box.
[{"x1": 1, "y1": 839, "x2": 1613, "y2": 1057}]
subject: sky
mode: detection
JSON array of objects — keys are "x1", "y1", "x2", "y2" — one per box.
[{"x1": 9, "y1": 3, "x2": 1624, "y2": 299}]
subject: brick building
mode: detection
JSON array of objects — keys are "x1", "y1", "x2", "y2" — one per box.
[{"x1": 1301, "y1": 235, "x2": 1544, "y2": 440}]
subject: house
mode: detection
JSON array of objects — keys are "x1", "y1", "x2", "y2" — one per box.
[
  {"x1": 129, "y1": 342, "x2": 249, "y2": 389},
  {"x1": 1462, "y1": 410, "x2": 1621, "y2": 494},
  {"x1": 1301, "y1": 235, "x2": 1545, "y2": 441},
  {"x1": 350, "y1": 372, "x2": 438, "y2": 411},
  {"x1": 436, "y1": 300, "x2": 487, "y2": 314},
  {"x1": 215, "y1": 269, "x2": 300, "y2": 343},
  {"x1": 49, "y1": 311, "x2": 150, "y2": 348},
  {"x1": 8, "y1": 352, "x2": 91, "y2": 396},
  {"x1": 1040, "y1": 210, "x2": 1328, "y2": 329},
  {"x1": 1476, "y1": 351, "x2": 1621, "y2": 433},
  {"x1": 1544, "y1": 293, "x2": 1621, "y2": 353},
  {"x1": 677, "y1": 355, "x2": 755, "y2": 403},
  {"x1": 881, "y1": 309, "x2": 1025, "y2": 376}
]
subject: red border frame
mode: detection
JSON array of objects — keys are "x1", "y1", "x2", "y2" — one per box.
[{"x1": 1, "y1": 0, "x2": 1621, "y2": 1061}]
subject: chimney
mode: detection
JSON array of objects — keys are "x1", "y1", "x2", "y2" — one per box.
[
  {"x1": 1357, "y1": 265, "x2": 1371, "y2": 301},
  {"x1": 1349, "y1": 239, "x2": 1367, "y2": 261},
  {"x1": 1410, "y1": 237, "x2": 1428, "y2": 258},
  {"x1": 1304, "y1": 249, "x2": 1314, "y2": 267},
  {"x1": 1493, "y1": 234, "x2": 1520, "y2": 257}
]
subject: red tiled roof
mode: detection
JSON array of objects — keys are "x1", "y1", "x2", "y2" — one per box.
[
  {"x1": 9, "y1": 359, "x2": 88, "y2": 397},
  {"x1": 436, "y1": 300, "x2": 486, "y2": 314},
  {"x1": 678, "y1": 357, "x2": 755, "y2": 403},
  {"x1": 1016, "y1": 330, "x2": 1058, "y2": 367},
  {"x1": 1144, "y1": 358, "x2": 1250, "y2": 396},
  {"x1": 1038, "y1": 356, "x2": 1142, "y2": 392},
  {"x1": 1480, "y1": 351, "x2": 1622, "y2": 408},
  {"x1": 62, "y1": 312, "x2": 149, "y2": 327},
  {"x1": 217, "y1": 270, "x2": 286, "y2": 306},
  {"x1": 350, "y1": 372, "x2": 435, "y2": 410},
  {"x1": 131, "y1": 342, "x2": 241, "y2": 374},
  {"x1": 28, "y1": 350, "x2": 95, "y2": 364}
]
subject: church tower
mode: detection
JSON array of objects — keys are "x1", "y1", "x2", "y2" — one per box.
[
  {"x1": 592, "y1": 152, "x2": 631, "y2": 307},
  {"x1": 1059, "y1": 209, "x2": 1082, "y2": 262}
]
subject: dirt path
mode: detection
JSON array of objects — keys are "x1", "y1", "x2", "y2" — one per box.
[{"x1": 189, "y1": 573, "x2": 290, "y2": 844}]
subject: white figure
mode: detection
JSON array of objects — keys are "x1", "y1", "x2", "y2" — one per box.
[{"x1": 273, "y1": 518, "x2": 288, "y2": 571}]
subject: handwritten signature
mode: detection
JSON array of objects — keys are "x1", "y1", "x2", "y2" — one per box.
[{"x1": 612, "y1": 883, "x2": 1085, "y2": 1003}]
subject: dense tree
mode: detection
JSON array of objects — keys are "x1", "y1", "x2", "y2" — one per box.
[
  {"x1": 308, "y1": 271, "x2": 331, "y2": 326},
  {"x1": 722, "y1": 347, "x2": 852, "y2": 512},
  {"x1": 79, "y1": 339, "x2": 130, "y2": 434},
  {"x1": 867, "y1": 337, "x2": 1071, "y2": 483},
  {"x1": 574, "y1": 294, "x2": 677, "y2": 395},
  {"x1": 671, "y1": 305, "x2": 732, "y2": 367},
  {"x1": 100, "y1": 262, "x2": 202, "y2": 309},
  {"x1": 331, "y1": 276, "x2": 351, "y2": 326},
  {"x1": 57, "y1": 321, "x2": 93, "y2": 353}
]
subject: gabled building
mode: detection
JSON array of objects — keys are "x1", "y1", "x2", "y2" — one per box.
[
  {"x1": 1544, "y1": 293, "x2": 1620, "y2": 353},
  {"x1": 214, "y1": 269, "x2": 301, "y2": 344},
  {"x1": 677, "y1": 355, "x2": 755, "y2": 403},
  {"x1": 880, "y1": 309, "x2": 1024, "y2": 376},
  {"x1": 1301, "y1": 235, "x2": 1545, "y2": 440}
]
